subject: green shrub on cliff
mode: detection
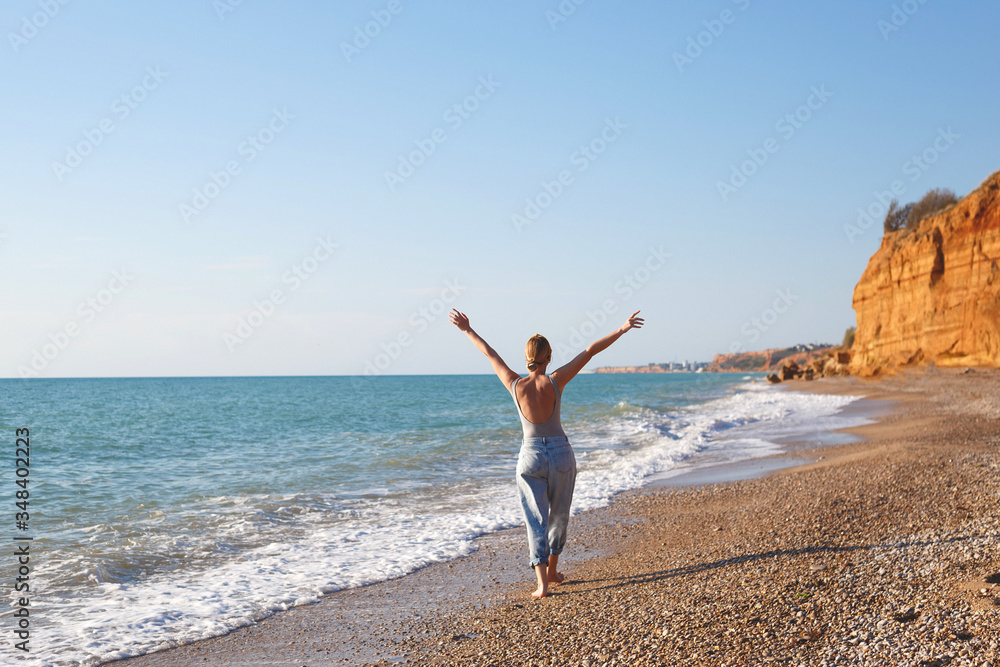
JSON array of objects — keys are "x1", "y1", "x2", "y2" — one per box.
[
  {"x1": 883, "y1": 200, "x2": 912, "y2": 233},
  {"x1": 908, "y1": 188, "x2": 958, "y2": 228},
  {"x1": 842, "y1": 326, "x2": 855, "y2": 348},
  {"x1": 883, "y1": 188, "x2": 959, "y2": 234}
]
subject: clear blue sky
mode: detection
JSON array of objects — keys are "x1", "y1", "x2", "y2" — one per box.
[{"x1": 2, "y1": 0, "x2": 997, "y2": 378}]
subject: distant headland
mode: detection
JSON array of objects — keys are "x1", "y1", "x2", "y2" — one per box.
[
  {"x1": 593, "y1": 361, "x2": 709, "y2": 374},
  {"x1": 593, "y1": 343, "x2": 846, "y2": 378}
]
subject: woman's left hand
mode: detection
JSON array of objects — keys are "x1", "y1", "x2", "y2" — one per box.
[{"x1": 621, "y1": 310, "x2": 644, "y2": 332}]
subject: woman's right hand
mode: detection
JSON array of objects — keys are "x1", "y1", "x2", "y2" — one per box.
[{"x1": 449, "y1": 309, "x2": 471, "y2": 332}]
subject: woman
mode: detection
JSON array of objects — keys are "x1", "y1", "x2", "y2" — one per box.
[{"x1": 449, "y1": 309, "x2": 644, "y2": 598}]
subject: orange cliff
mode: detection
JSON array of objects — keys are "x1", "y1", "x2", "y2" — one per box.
[{"x1": 850, "y1": 169, "x2": 1000, "y2": 375}]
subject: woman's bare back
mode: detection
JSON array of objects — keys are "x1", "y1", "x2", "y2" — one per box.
[{"x1": 514, "y1": 374, "x2": 557, "y2": 424}]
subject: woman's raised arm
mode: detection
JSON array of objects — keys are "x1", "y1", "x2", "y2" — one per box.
[
  {"x1": 449, "y1": 310, "x2": 520, "y2": 391},
  {"x1": 552, "y1": 310, "x2": 644, "y2": 388}
]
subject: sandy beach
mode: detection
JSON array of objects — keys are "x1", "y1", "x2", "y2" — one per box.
[{"x1": 115, "y1": 368, "x2": 1000, "y2": 666}]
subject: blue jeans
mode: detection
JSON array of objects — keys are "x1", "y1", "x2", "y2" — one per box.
[{"x1": 516, "y1": 435, "x2": 577, "y2": 567}]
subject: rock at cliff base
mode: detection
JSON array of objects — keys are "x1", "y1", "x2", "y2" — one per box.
[
  {"x1": 822, "y1": 357, "x2": 850, "y2": 377},
  {"x1": 781, "y1": 361, "x2": 800, "y2": 380},
  {"x1": 766, "y1": 373, "x2": 781, "y2": 384}
]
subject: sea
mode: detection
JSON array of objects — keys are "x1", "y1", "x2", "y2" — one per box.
[{"x1": 0, "y1": 373, "x2": 869, "y2": 665}]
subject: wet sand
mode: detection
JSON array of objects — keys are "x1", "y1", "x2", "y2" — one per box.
[{"x1": 115, "y1": 367, "x2": 1000, "y2": 666}]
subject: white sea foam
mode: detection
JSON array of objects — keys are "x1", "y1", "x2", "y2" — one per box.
[
  {"x1": 14, "y1": 384, "x2": 867, "y2": 666},
  {"x1": 570, "y1": 385, "x2": 865, "y2": 510}
]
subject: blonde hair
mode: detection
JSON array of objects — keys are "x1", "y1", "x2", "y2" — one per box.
[{"x1": 524, "y1": 334, "x2": 551, "y2": 371}]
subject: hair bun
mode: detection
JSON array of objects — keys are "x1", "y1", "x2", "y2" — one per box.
[{"x1": 524, "y1": 334, "x2": 550, "y2": 372}]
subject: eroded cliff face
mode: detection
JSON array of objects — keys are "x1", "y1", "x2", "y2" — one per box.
[{"x1": 850, "y1": 169, "x2": 1000, "y2": 375}]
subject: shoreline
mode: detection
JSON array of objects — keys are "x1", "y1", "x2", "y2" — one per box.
[
  {"x1": 647, "y1": 381, "x2": 892, "y2": 489},
  {"x1": 107, "y1": 375, "x2": 862, "y2": 666},
  {"x1": 114, "y1": 368, "x2": 1000, "y2": 666}
]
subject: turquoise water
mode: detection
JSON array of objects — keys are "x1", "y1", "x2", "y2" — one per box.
[{"x1": 0, "y1": 373, "x2": 863, "y2": 665}]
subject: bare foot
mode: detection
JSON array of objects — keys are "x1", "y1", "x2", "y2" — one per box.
[
  {"x1": 547, "y1": 571, "x2": 565, "y2": 584},
  {"x1": 532, "y1": 563, "x2": 549, "y2": 598}
]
